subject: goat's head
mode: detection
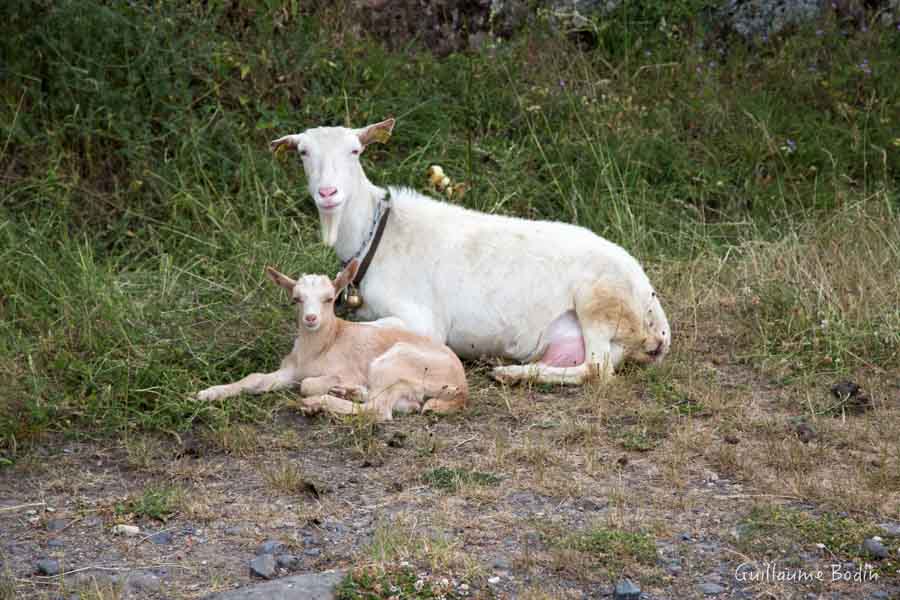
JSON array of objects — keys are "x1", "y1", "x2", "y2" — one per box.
[
  {"x1": 634, "y1": 290, "x2": 671, "y2": 364},
  {"x1": 265, "y1": 260, "x2": 360, "y2": 332},
  {"x1": 270, "y1": 119, "x2": 395, "y2": 246}
]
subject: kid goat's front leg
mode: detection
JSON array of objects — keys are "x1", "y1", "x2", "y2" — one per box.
[{"x1": 197, "y1": 367, "x2": 297, "y2": 402}]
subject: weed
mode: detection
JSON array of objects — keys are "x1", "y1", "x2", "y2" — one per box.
[
  {"x1": 423, "y1": 467, "x2": 501, "y2": 492},
  {"x1": 336, "y1": 565, "x2": 464, "y2": 600},
  {"x1": 116, "y1": 484, "x2": 180, "y2": 522},
  {"x1": 262, "y1": 460, "x2": 324, "y2": 497}
]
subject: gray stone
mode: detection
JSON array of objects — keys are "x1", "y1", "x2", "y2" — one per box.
[
  {"x1": 303, "y1": 548, "x2": 321, "y2": 557},
  {"x1": 256, "y1": 540, "x2": 286, "y2": 555},
  {"x1": 863, "y1": 538, "x2": 889, "y2": 559},
  {"x1": 698, "y1": 582, "x2": 726, "y2": 595},
  {"x1": 46, "y1": 518, "x2": 68, "y2": 532},
  {"x1": 36, "y1": 558, "x2": 60, "y2": 576},
  {"x1": 665, "y1": 561, "x2": 682, "y2": 576},
  {"x1": 878, "y1": 523, "x2": 900, "y2": 538},
  {"x1": 276, "y1": 554, "x2": 299, "y2": 569},
  {"x1": 202, "y1": 570, "x2": 345, "y2": 599},
  {"x1": 126, "y1": 572, "x2": 162, "y2": 593},
  {"x1": 47, "y1": 538, "x2": 65, "y2": 548},
  {"x1": 492, "y1": 556, "x2": 513, "y2": 570},
  {"x1": 870, "y1": 591, "x2": 889, "y2": 600},
  {"x1": 149, "y1": 531, "x2": 174, "y2": 545},
  {"x1": 613, "y1": 578, "x2": 640, "y2": 600},
  {"x1": 250, "y1": 554, "x2": 277, "y2": 579}
]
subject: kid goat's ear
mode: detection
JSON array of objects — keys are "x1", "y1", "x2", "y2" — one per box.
[
  {"x1": 332, "y1": 259, "x2": 360, "y2": 294},
  {"x1": 265, "y1": 266, "x2": 297, "y2": 291}
]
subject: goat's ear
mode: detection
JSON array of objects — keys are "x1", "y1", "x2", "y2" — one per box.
[
  {"x1": 265, "y1": 266, "x2": 297, "y2": 291},
  {"x1": 332, "y1": 259, "x2": 360, "y2": 294},
  {"x1": 356, "y1": 119, "x2": 395, "y2": 147},
  {"x1": 269, "y1": 134, "x2": 302, "y2": 154}
]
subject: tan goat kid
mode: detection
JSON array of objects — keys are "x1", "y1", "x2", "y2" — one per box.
[{"x1": 196, "y1": 260, "x2": 468, "y2": 421}]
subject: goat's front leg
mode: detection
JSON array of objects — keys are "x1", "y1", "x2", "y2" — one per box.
[{"x1": 197, "y1": 367, "x2": 297, "y2": 402}]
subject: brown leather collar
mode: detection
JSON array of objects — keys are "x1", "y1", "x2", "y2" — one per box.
[{"x1": 338, "y1": 191, "x2": 391, "y2": 307}]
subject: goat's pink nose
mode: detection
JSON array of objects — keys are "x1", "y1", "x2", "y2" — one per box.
[
  {"x1": 304, "y1": 314, "x2": 318, "y2": 324},
  {"x1": 318, "y1": 186, "x2": 337, "y2": 198}
]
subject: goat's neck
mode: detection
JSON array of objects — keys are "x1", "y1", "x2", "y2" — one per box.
[
  {"x1": 294, "y1": 315, "x2": 342, "y2": 360},
  {"x1": 333, "y1": 179, "x2": 386, "y2": 263}
]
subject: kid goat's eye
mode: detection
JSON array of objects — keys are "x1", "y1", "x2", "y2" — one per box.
[
  {"x1": 324, "y1": 297, "x2": 334, "y2": 303},
  {"x1": 299, "y1": 149, "x2": 308, "y2": 157},
  {"x1": 351, "y1": 149, "x2": 360, "y2": 155}
]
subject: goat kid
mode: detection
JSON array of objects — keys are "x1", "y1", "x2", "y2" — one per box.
[
  {"x1": 196, "y1": 260, "x2": 468, "y2": 421},
  {"x1": 270, "y1": 119, "x2": 671, "y2": 385}
]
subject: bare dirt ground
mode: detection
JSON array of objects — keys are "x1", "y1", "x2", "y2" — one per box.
[{"x1": 3, "y1": 276, "x2": 900, "y2": 600}]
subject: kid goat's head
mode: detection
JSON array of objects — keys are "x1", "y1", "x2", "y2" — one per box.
[
  {"x1": 265, "y1": 260, "x2": 360, "y2": 332},
  {"x1": 270, "y1": 119, "x2": 395, "y2": 247}
]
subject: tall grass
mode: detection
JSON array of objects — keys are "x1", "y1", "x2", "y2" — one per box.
[{"x1": 1, "y1": 0, "x2": 897, "y2": 451}]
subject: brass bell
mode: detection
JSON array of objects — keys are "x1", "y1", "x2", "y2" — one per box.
[{"x1": 345, "y1": 291, "x2": 362, "y2": 309}]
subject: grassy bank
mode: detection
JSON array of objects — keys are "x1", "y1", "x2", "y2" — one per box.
[{"x1": 1, "y1": 1, "x2": 898, "y2": 452}]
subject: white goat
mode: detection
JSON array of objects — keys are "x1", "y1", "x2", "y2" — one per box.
[
  {"x1": 270, "y1": 119, "x2": 670, "y2": 384},
  {"x1": 196, "y1": 260, "x2": 468, "y2": 421}
]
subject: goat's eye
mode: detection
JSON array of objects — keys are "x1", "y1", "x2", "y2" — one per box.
[
  {"x1": 351, "y1": 149, "x2": 360, "y2": 155},
  {"x1": 292, "y1": 297, "x2": 303, "y2": 304},
  {"x1": 299, "y1": 149, "x2": 308, "y2": 157},
  {"x1": 324, "y1": 297, "x2": 334, "y2": 303}
]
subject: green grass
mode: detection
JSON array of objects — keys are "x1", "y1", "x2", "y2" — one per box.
[
  {"x1": 336, "y1": 566, "x2": 465, "y2": 600},
  {"x1": 116, "y1": 484, "x2": 180, "y2": 522},
  {"x1": 422, "y1": 467, "x2": 501, "y2": 492},
  {"x1": 0, "y1": 0, "x2": 898, "y2": 453},
  {"x1": 551, "y1": 524, "x2": 658, "y2": 578},
  {"x1": 738, "y1": 505, "x2": 899, "y2": 577}
]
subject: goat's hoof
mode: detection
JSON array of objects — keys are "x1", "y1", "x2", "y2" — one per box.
[
  {"x1": 329, "y1": 385, "x2": 364, "y2": 402},
  {"x1": 299, "y1": 398, "x2": 323, "y2": 414},
  {"x1": 196, "y1": 388, "x2": 219, "y2": 402},
  {"x1": 490, "y1": 366, "x2": 519, "y2": 385}
]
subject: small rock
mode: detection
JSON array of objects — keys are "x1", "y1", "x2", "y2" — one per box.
[
  {"x1": 82, "y1": 516, "x2": 102, "y2": 528},
  {"x1": 863, "y1": 538, "x2": 889, "y2": 560},
  {"x1": 794, "y1": 422, "x2": 817, "y2": 443},
  {"x1": 47, "y1": 539, "x2": 65, "y2": 548},
  {"x1": 126, "y1": 572, "x2": 161, "y2": 593},
  {"x1": 113, "y1": 524, "x2": 141, "y2": 537},
  {"x1": 492, "y1": 556, "x2": 512, "y2": 570},
  {"x1": 275, "y1": 554, "x2": 299, "y2": 569},
  {"x1": 148, "y1": 531, "x2": 173, "y2": 545},
  {"x1": 303, "y1": 548, "x2": 321, "y2": 557},
  {"x1": 723, "y1": 434, "x2": 740, "y2": 444},
  {"x1": 45, "y1": 518, "x2": 68, "y2": 532},
  {"x1": 488, "y1": 576, "x2": 501, "y2": 584},
  {"x1": 36, "y1": 558, "x2": 60, "y2": 576},
  {"x1": 249, "y1": 554, "x2": 276, "y2": 579},
  {"x1": 698, "y1": 582, "x2": 726, "y2": 595},
  {"x1": 679, "y1": 532, "x2": 693, "y2": 542},
  {"x1": 223, "y1": 526, "x2": 244, "y2": 536},
  {"x1": 831, "y1": 381, "x2": 860, "y2": 398},
  {"x1": 665, "y1": 562, "x2": 682, "y2": 576},
  {"x1": 870, "y1": 591, "x2": 889, "y2": 600},
  {"x1": 613, "y1": 579, "x2": 640, "y2": 600},
  {"x1": 255, "y1": 540, "x2": 285, "y2": 555},
  {"x1": 878, "y1": 523, "x2": 900, "y2": 538}
]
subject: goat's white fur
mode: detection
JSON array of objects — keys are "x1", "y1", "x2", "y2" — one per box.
[
  {"x1": 196, "y1": 260, "x2": 468, "y2": 421},
  {"x1": 270, "y1": 120, "x2": 670, "y2": 384}
]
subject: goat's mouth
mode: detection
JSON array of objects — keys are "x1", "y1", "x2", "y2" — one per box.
[
  {"x1": 317, "y1": 200, "x2": 343, "y2": 212},
  {"x1": 302, "y1": 321, "x2": 322, "y2": 332}
]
